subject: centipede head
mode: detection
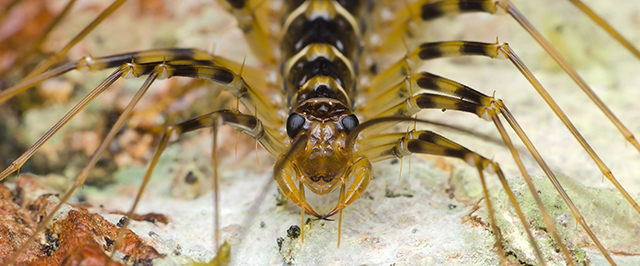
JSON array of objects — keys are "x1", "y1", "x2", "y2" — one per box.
[
  {"x1": 287, "y1": 98, "x2": 359, "y2": 194},
  {"x1": 275, "y1": 97, "x2": 371, "y2": 219}
]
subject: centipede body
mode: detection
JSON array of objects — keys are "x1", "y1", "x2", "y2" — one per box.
[{"x1": 1, "y1": 0, "x2": 639, "y2": 265}]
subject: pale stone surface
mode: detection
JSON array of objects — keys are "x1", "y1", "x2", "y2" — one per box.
[{"x1": 4, "y1": 0, "x2": 640, "y2": 265}]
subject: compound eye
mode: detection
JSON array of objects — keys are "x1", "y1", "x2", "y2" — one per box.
[
  {"x1": 286, "y1": 113, "x2": 305, "y2": 139},
  {"x1": 341, "y1": 114, "x2": 359, "y2": 133}
]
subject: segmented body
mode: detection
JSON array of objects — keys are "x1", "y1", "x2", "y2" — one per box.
[{"x1": 0, "y1": 0, "x2": 639, "y2": 265}]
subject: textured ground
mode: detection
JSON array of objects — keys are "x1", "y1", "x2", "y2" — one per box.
[{"x1": 1, "y1": 0, "x2": 640, "y2": 265}]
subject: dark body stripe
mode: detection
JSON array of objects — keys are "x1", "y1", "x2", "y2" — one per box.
[{"x1": 281, "y1": 1, "x2": 362, "y2": 110}]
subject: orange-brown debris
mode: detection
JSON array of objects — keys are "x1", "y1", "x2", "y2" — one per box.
[{"x1": 0, "y1": 177, "x2": 165, "y2": 265}]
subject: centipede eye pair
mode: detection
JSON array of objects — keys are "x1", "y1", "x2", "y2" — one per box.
[{"x1": 287, "y1": 113, "x2": 358, "y2": 139}]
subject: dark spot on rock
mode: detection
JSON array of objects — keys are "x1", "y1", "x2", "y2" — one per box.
[
  {"x1": 385, "y1": 189, "x2": 413, "y2": 198},
  {"x1": 287, "y1": 225, "x2": 301, "y2": 239},
  {"x1": 184, "y1": 171, "x2": 197, "y2": 184},
  {"x1": 136, "y1": 258, "x2": 154, "y2": 266},
  {"x1": 260, "y1": 221, "x2": 265, "y2": 228},
  {"x1": 363, "y1": 191, "x2": 374, "y2": 200},
  {"x1": 385, "y1": 189, "x2": 394, "y2": 198},
  {"x1": 277, "y1": 237, "x2": 284, "y2": 251},
  {"x1": 76, "y1": 194, "x2": 87, "y2": 204},
  {"x1": 448, "y1": 204, "x2": 457, "y2": 210}
]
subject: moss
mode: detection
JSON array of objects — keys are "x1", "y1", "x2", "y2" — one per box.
[{"x1": 490, "y1": 174, "x2": 640, "y2": 265}]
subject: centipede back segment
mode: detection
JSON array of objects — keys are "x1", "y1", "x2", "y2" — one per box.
[{"x1": 1, "y1": 0, "x2": 640, "y2": 265}]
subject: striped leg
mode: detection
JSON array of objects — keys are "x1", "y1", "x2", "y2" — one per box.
[
  {"x1": 5, "y1": 59, "x2": 284, "y2": 263},
  {"x1": 0, "y1": 56, "x2": 286, "y2": 182},
  {"x1": 4, "y1": 52, "x2": 289, "y2": 262},
  {"x1": 361, "y1": 129, "x2": 547, "y2": 265},
  {"x1": 362, "y1": 53, "x2": 632, "y2": 262},
  {"x1": 7, "y1": 62, "x2": 166, "y2": 264},
  {"x1": 113, "y1": 109, "x2": 284, "y2": 260},
  {"x1": 367, "y1": 40, "x2": 624, "y2": 183},
  {"x1": 360, "y1": 72, "x2": 490, "y2": 117},
  {"x1": 365, "y1": 41, "x2": 508, "y2": 98},
  {"x1": 0, "y1": 48, "x2": 271, "y2": 108},
  {"x1": 367, "y1": 39, "x2": 640, "y2": 219},
  {"x1": 384, "y1": 0, "x2": 639, "y2": 59},
  {"x1": 376, "y1": 0, "x2": 640, "y2": 154}
]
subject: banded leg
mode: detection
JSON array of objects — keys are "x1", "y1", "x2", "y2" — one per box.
[
  {"x1": 386, "y1": 0, "x2": 640, "y2": 59},
  {"x1": 1, "y1": 58, "x2": 284, "y2": 263},
  {"x1": 369, "y1": 40, "x2": 640, "y2": 219},
  {"x1": 379, "y1": 0, "x2": 640, "y2": 153},
  {"x1": 0, "y1": 57, "x2": 287, "y2": 181},
  {"x1": 364, "y1": 64, "x2": 627, "y2": 263},
  {"x1": 361, "y1": 128, "x2": 574, "y2": 265},
  {"x1": 6, "y1": 62, "x2": 166, "y2": 265},
  {"x1": 113, "y1": 109, "x2": 285, "y2": 259},
  {"x1": 0, "y1": 48, "x2": 271, "y2": 109},
  {"x1": 365, "y1": 41, "x2": 508, "y2": 98},
  {"x1": 360, "y1": 72, "x2": 490, "y2": 117},
  {"x1": 363, "y1": 129, "x2": 550, "y2": 265},
  {"x1": 5, "y1": 56, "x2": 286, "y2": 263}
]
